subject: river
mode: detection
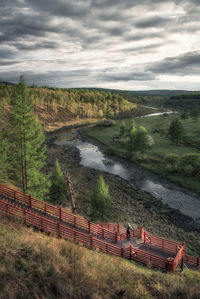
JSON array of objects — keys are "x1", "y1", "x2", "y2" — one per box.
[{"x1": 54, "y1": 113, "x2": 200, "y2": 223}]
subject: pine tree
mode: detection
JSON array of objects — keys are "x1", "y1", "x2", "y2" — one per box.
[
  {"x1": 49, "y1": 159, "x2": 68, "y2": 204},
  {"x1": 91, "y1": 175, "x2": 112, "y2": 220},
  {"x1": 0, "y1": 97, "x2": 9, "y2": 182},
  {"x1": 8, "y1": 76, "x2": 49, "y2": 198},
  {"x1": 168, "y1": 119, "x2": 185, "y2": 145}
]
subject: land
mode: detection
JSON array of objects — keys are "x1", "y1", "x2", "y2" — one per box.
[
  {"x1": 1, "y1": 83, "x2": 200, "y2": 298},
  {"x1": 44, "y1": 133, "x2": 200, "y2": 257},
  {"x1": 0, "y1": 216, "x2": 200, "y2": 299},
  {"x1": 83, "y1": 113, "x2": 200, "y2": 194}
]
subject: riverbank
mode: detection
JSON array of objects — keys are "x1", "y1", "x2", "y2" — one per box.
[
  {"x1": 45, "y1": 129, "x2": 200, "y2": 257},
  {"x1": 82, "y1": 114, "x2": 200, "y2": 195}
]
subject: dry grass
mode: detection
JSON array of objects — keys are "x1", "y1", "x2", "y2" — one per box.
[{"x1": 0, "y1": 215, "x2": 199, "y2": 299}]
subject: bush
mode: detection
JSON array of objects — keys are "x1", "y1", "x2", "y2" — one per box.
[
  {"x1": 104, "y1": 146, "x2": 115, "y2": 155},
  {"x1": 96, "y1": 120, "x2": 116, "y2": 127},
  {"x1": 164, "y1": 154, "x2": 179, "y2": 172},
  {"x1": 179, "y1": 153, "x2": 200, "y2": 176}
]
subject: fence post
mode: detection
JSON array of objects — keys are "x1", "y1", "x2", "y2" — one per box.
[
  {"x1": 90, "y1": 235, "x2": 93, "y2": 249},
  {"x1": 29, "y1": 194, "x2": 32, "y2": 208},
  {"x1": 144, "y1": 231, "x2": 146, "y2": 244},
  {"x1": 88, "y1": 219, "x2": 91, "y2": 233},
  {"x1": 14, "y1": 191, "x2": 16, "y2": 200},
  {"x1": 57, "y1": 222, "x2": 61, "y2": 238},
  {"x1": 121, "y1": 247, "x2": 124, "y2": 258},
  {"x1": 182, "y1": 242, "x2": 185, "y2": 254},
  {"x1": 130, "y1": 245, "x2": 133, "y2": 259},
  {"x1": 59, "y1": 206, "x2": 62, "y2": 221},
  {"x1": 45, "y1": 204, "x2": 47, "y2": 214},
  {"x1": 117, "y1": 223, "x2": 120, "y2": 233},
  {"x1": 102, "y1": 228, "x2": 104, "y2": 238},
  {"x1": 115, "y1": 232, "x2": 118, "y2": 244},
  {"x1": 162, "y1": 239, "x2": 164, "y2": 249},
  {"x1": 74, "y1": 216, "x2": 76, "y2": 227},
  {"x1": 140, "y1": 226, "x2": 143, "y2": 238},
  {"x1": 41, "y1": 218, "x2": 43, "y2": 230},
  {"x1": 24, "y1": 209, "x2": 26, "y2": 225}
]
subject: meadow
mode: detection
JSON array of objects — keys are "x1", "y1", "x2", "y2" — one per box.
[{"x1": 83, "y1": 114, "x2": 200, "y2": 194}]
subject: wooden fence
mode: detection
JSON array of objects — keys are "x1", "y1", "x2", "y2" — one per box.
[
  {"x1": 0, "y1": 184, "x2": 120, "y2": 243},
  {"x1": 184, "y1": 254, "x2": 200, "y2": 266},
  {"x1": 0, "y1": 184, "x2": 195, "y2": 272},
  {"x1": 0, "y1": 197, "x2": 174, "y2": 271}
]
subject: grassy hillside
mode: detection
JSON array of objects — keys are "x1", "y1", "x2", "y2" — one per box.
[
  {"x1": 0, "y1": 215, "x2": 199, "y2": 299},
  {"x1": 83, "y1": 114, "x2": 200, "y2": 194}
]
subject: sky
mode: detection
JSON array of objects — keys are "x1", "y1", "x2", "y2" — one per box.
[{"x1": 0, "y1": 0, "x2": 200, "y2": 90}]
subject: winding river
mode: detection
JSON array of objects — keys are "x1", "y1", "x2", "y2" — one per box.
[{"x1": 55, "y1": 113, "x2": 200, "y2": 223}]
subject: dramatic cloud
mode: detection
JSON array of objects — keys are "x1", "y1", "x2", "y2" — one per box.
[
  {"x1": 148, "y1": 51, "x2": 200, "y2": 75},
  {"x1": 0, "y1": 0, "x2": 200, "y2": 90}
]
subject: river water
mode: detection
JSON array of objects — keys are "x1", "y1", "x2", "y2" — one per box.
[{"x1": 54, "y1": 115, "x2": 200, "y2": 222}]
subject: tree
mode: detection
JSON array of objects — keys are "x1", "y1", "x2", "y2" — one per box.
[
  {"x1": 128, "y1": 126, "x2": 154, "y2": 154},
  {"x1": 0, "y1": 97, "x2": 9, "y2": 182},
  {"x1": 168, "y1": 119, "x2": 185, "y2": 145},
  {"x1": 8, "y1": 76, "x2": 49, "y2": 198},
  {"x1": 128, "y1": 119, "x2": 136, "y2": 135},
  {"x1": 49, "y1": 159, "x2": 68, "y2": 204},
  {"x1": 190, "y1": 109, "x2": 200, "y2": 120},
  {"x1": 180, "y1": 110, "x2": 189, "y2": 120},
  {"x1": 91, "y1": 175, "x2": 112, "y2": 220},
  {"x1": 119, "y1": 120, "x2": 126, "y2": 137}
]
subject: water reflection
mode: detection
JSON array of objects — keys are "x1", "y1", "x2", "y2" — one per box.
[{"x1": 55, "y1": 127, "x2": 200, "y2": 221}]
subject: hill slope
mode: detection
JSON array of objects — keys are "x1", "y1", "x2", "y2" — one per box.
[{"x1": 0, "y1": 215, "x2": 199, "y2": 299}]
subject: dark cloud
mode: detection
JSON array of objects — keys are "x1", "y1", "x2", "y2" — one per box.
[
  {"x1": 99, "y1": 70, "x2": 156, "y2": 82},
  {"x1": 148, "y1": 51, "x2": 200, "y2": 75},
  {"x1": 0, "y1": 61, "x2": 21, "y2": 66},
  {"x1": 134, "y1": 16, "x2": 170, "y2": 28},
  {"x1": 25, "y1": 0, "x2": 89, "y2": 18}
]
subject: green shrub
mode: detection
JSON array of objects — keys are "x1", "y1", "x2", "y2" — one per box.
[
  {"x1": 164, "y1": 154, "x2": 179, "y2": 172},
  {"x1": 179, "y1": 153, "x2": 200, "y2": 176}
]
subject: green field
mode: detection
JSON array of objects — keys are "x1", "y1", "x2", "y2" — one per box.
[{"x1": 83, "y1": 114, "x2": 200, "y2": 194}]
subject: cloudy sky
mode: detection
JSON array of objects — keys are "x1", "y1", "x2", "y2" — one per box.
[{"x1": 0, "y1": 0, "x2": 200, "y2": 90}]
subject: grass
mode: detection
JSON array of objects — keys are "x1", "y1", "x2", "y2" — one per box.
[
  {"x1": 83, "y1": 114, "x2": 200, "y2": 194},
  {"x1": 0, "y1": 215, "x2": 199, "y2": 299}
]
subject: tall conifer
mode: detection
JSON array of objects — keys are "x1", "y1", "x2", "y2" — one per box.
[
  {"x1": 91, "y1": 175, "x2": 112, "y2": 220},
  {"x1": 49, "y1": 159, "x2": 68, "y2": 204},
  {"x1": 8, "y1": 76, "x2": 49, "y2": 198},
  {"x1": 0, "y1": 93, "x2": 9, "y2": 182}
]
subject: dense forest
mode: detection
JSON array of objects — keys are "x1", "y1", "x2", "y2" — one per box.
[{"x1": 0, "y1": 82, "x2": 136, "y2": 122}]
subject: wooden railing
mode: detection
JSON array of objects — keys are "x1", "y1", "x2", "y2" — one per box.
[
  {"x1": 184, "y1": 254, "x2": 200, "y2": 266},
  {"x1": 99, "y1": 222, "x2": 142, "y2": 240},
  {"x1": 0, "y1": 197, "x2": 173, "y2": 271},
  {"x1": 0, "y1": 198, "x2": 121, "y2": 257},
  {"x1": 144, "y1": 231, "x2": 182, "y2": 254},
  {"x1": 0, "y1": 184, "x2": 198, "y2": 272},
  {"x1": 0, "y1": 184, "x2": 119, "y2": 243}
]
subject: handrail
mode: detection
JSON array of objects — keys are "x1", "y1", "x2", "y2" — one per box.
[
  {"x1": 184, "y1": 254, "x2": 200, "y2": 266},
  {"x1": 0, "y1": 197, "x2": 173, "y2": 271},
  {"x1": 0, "y1": 184, "x2": 119, "y2": 243},
  {"x1": 0, "y1": 184, "x2": 199, "y2": 272},
  {"x1": 144, "y1": 231, "x2": 182, "y2": 253}
]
